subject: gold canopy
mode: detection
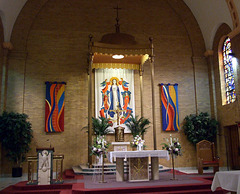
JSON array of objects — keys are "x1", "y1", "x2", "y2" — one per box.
[{"x1": 89, "y1": 38, "x2": 151, "y2": 70}]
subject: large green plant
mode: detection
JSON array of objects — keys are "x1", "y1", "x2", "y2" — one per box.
[
  {"x1": 92, "y1": 117, "x2": 111, "y2": 136},
  {"x1": 125, "y1": 115, "x2": 150, "y2": 137},
  {"x1": 0, "y1": 111, "x2": 33, "y2": 167},
  {"x1": 183, "y1": 112, "x2": 218, "y2": 146}
]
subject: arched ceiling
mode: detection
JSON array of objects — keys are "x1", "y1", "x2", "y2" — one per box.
[
  {"x1": 0, "y1": 0, "x2": 239, "y2": 51},
  {"x1": 0, "y1": 0, "x2": 27, "y2": 42},
  {"x1": 183, "y1": 0, "x2": 239, "y2": 50}
]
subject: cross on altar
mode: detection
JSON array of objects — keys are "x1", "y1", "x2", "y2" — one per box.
[{"x1": 111, "y1": 103, "x2": 125, "y2": 125}]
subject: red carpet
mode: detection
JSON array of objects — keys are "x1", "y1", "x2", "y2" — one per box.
[
  {"x1": 63, "y1": 169, "x2": 84, "y2": 180},
  {"x1": 0, "y1": 170, "x2": 228, "y2": 194},
  {"x1": 167, "y1": 169, "x2": 188, "y2": 175}
]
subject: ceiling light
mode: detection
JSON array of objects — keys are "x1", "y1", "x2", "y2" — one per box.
[{"x1": 112, "y1": 54, "x2": 124, "y2": 59}]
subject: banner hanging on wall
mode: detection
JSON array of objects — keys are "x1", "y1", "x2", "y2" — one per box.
[
  {"x1": 160, "y1": 83, "x2": 179, "y2": 131},
  {"x1": 45, "y1": 82, "x2": 66, "y2": 133},
  {"x1": 95, "y1": 68, "x2": 135, "y2": 133}
]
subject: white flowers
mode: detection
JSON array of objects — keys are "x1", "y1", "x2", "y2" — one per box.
[
  {"x1": 132, "y1": 135, "x2": 145, "y2": 149},
  {"x1": 91, "y1": 135, "x2": 110, "y2": 156},
  {"x1": 162, "y1": 135, "x2": 182, "y2": 156}
]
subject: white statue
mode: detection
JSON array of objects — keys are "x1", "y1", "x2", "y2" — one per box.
[
  {"x1": 38, "y1": 150, "x2": 51, "y2": 185},
  {"x1": 40, "y1": 150, "x2": 50, "y2": 172}
]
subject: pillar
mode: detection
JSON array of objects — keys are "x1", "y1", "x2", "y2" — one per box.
[
  {"x1": 87, "y1": 35, "x2": 93, "y2": 167},
  {"x1": 0, "y1": 42, "x2": 13, "y2": 175},
  {"x1": 204, "y1": 50, "x2": 219, "y2": 155},
  {"x1": 149, "y1": 38, "x2": 157, "y2": 150}
]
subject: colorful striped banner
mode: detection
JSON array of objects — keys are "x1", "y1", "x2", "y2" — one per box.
[
  {"x1": 45, "y1": 82, "x2": 66, "y2": 132},
  {"x1": 160, "y1": 84, "x2": 179, "y2": 131}
]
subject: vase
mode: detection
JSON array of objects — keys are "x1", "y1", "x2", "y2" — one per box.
[
  {"x1": 12, "y1": 167, "x2": 22, "y2": 177},
  {"x1": 99, "y1": 153, "x2": 107, "y2": 183},
  {"x1": 137, "y1": 144, "x2": 143, "y2": 151},
  {"x1": 132, "y1": 146, "x2": 137, "y2": 151},
  {"x1": 97, "y1": 155, "x2": 103, "y2": 165}
]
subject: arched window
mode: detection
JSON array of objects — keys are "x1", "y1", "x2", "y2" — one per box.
[{"x1": 223, "y1": 37, "x2": 236, "y2": 104}]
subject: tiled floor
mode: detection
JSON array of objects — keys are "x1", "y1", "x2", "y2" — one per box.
[{"x1": 0, "y1": 174, "x2": 28, "y2": 191}]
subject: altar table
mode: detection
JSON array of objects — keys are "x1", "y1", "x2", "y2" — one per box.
[
  {"x1": 211, "y1": 170, "x2": 240, "y2": 193},
  {"x1": 108, "y1": 150, "x2": 169, "y2": 182}
]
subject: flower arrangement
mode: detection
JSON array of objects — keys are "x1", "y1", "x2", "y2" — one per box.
[
  {"x1": 162, "y1": 134, "x2": 182, "y2": 156},
  {"x1": 131, "y1": 135, "x2": 145, "y2": 150},
  {"x1": 91, "y1": 135, "x2": 110, "y2": 157}
]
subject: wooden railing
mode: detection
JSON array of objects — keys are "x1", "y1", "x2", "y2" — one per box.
[{"x1": 27, "y1": 155, "x2": 64, "y2": 184}]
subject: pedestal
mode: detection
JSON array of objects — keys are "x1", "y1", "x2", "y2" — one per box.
[
  {"x1": 114, "y1": 126, "x2": 125, "y2": 142},
  {"x1": 112, "y1": 142, "x2": 130, "y2": 152},
  {"x1": 36, "y1": 147, "x2": 54, "y2": 185},
  {"x1": 171, "y1": 153, "x2": 177, "y2": 180},
  {"x1": 112, "y1": 142, "x2": 130, "y2": 162},
  {"x1": 99, "y1": 154, "x2": 107, "y2": 183}
]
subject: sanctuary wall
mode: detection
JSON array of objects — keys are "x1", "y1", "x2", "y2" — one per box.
[
  {"x1": 1, "y1": 0, "x2": 211, "y2": 174},
  {"x1": 212, "y1": 23, "x2": 240, "y2": 168}
]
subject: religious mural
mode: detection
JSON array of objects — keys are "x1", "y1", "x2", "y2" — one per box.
[
  {"x1": 45, "y1": 82, "x2": 66, "y2": 132},
  {"x1": 95, "y1": 69, "x2": 135, "y2": 132},
  {"x1": 160, "y1": 83, "x2": 179, "y2": 131}
]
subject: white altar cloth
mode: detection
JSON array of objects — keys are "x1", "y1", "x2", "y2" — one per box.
[
  {"x1": 108, "y1": 150, "x2": 169, "y2": 163},
  {"x1": 108, "y1": 150, "x2": 169, "y2": 181},
  {"x1": 211, "y1": 171, "x2": 240, "y2": 193}
]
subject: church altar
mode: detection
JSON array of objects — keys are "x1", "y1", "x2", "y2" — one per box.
[
  {"x1": 211, "y1": 170, "x2": 240, "y2": 193},
  {"x1": 108, "y1": 150, "x2": 169, "y2": 182}
]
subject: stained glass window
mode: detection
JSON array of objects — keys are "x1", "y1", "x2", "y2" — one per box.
[{"x1": 223, "y1": 37, "x2": 236, "y2": 104}]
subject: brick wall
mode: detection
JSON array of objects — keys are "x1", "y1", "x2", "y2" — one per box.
[
  {"x1": 212, "y1": 23, "x2": 240, "y2": 168},
  {"x1": 1, "y1": 0, "x2": 210, "y2": 174}
]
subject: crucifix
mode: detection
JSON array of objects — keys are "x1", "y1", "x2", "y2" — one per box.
[
  {"x1": 114, "y1": 4, "x2": 122, "y2": 33},
  {"x1": 111, "y1": 103, "x2": 125, "y2": 125},
  {"x1": 110, "y1": 102, "x2": 126, "y2": 142}
]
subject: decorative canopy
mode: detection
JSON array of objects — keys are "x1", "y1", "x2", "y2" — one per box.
[
  {"x1": 87, "y1": 6, "x2": 157, "y2": 168},
  {"x1": 88, "y1": 5, "x2": 152, "y2": 70}
]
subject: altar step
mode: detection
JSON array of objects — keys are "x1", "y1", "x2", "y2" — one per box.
[{"x1": 72, "y1": 162, "x2": 170, "y2": 175}]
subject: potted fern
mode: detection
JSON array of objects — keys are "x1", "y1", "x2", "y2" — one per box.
[
  {"x1": 0, "y1": 111, "x2": 33, "y2": 177},
  {"x1": 91, "y1": 117, "x2": 111, "y2": 183},
  {"x1": 92, "y1": 117, "x2": 111, "y2": 136},
  {"x1": 183, "y1": 112, "x2": 218, "y2": 146},
  {"x1": 125, "y1": 115, "x2": 150, "y2": 150},
  {"x1": 91, "y1": 117, "x2": 111, "y2": 156}
]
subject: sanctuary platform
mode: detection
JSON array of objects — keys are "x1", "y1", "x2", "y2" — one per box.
[
  {"x1": 0, "y1": 169, "x2": 228, "y2": 193},
  {"x1": 72, "y1": 162, "x2": 170, "y2": 175}
]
